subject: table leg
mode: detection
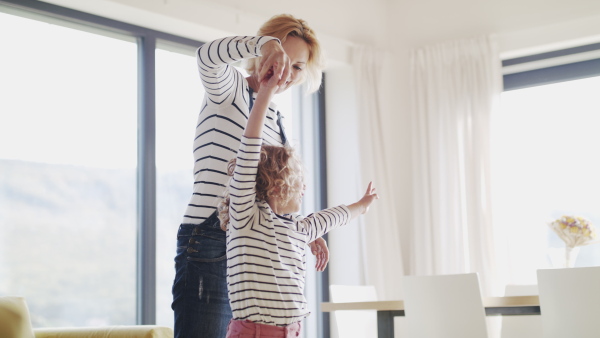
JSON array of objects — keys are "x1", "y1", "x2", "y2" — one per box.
[{"x1": 377, "y1": 310, "x2": 404, "y2": 338}]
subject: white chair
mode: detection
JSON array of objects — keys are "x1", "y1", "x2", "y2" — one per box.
[
  {"x1": 500, "y1": 284, "x2": 543, "y2": 338},
  {"x1": 537, "y1": 267, "x2": 600, "y2": 338},
  {"x1": 402, "y1": 273, "x2": 488, "y2": 338},
  {"x1": 329, "y1": 285, "x2": 378, "y2": 338}
]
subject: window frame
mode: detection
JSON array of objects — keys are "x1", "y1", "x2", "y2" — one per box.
[{"x1": 502, "y1": 42, "x2": 600, "y2": 91}]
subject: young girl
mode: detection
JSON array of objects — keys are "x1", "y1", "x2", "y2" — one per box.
[{"x1": 218, "y1": 69, "x2": 379, "y2": 337}]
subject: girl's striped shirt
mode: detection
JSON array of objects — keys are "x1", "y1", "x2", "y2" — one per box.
[
  {"x1": 227, "y1": 136, "x2": 351, "y2": 326},
  {"x1": 183, "y1": 35, "x2": 286, "y2": 224}
]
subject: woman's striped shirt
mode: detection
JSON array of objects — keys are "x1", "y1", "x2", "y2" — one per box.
[
  {"x1": 182, "y1": 35, "x2": 286, "y2": 224},
  {"x1": 227, "y1": 136, "x2": 351, "y2": 326}
]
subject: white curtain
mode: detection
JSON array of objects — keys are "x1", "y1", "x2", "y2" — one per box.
[
  {"x1": 352, "y1": 46, "x2": 405, "y2": 300},
  {"x1": 409, "y1": 36, "x2": 502, "y2": 295}
]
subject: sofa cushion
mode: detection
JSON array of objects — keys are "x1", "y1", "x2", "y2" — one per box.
[
  {"x1": 33, "y1": 325, "x2": 174, "y2": 337},
  {"x1": 0, "y1": 296, "x2": 36, "y2": 338}
]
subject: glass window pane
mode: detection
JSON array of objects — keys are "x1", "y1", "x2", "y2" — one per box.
[
  {"x1": 492, "y1": 76, "x2": 600, "y2": 284},
  {"x1": 154, "y1": 46, "x2": 203, "y2": 327},
  {"x1": 0, "y1": 10, "x2": 137, "y2": 326}
]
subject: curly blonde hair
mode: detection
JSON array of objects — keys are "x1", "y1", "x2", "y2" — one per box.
[
  {"x1": 218, "y1": 145, "x2": 304, "y2": 231},
  {"x1": 245, "y1": 14, "x2": 325, "y2": 93}
]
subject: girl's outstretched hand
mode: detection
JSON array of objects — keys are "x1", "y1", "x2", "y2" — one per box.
[
  {"x1": 358, "y1": 181, "x2": 379, "y2": 214},
  {"x1": 348, "y1": 182, "x2": 379, "y2": 218}
]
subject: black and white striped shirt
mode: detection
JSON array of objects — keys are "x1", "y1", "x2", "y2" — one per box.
[
  {"x1": 183, "y1": 35, "x2": 286, "y2": 224},
  {"x1": 227, "y1": 136, "x2": 351, "y2": 326}
]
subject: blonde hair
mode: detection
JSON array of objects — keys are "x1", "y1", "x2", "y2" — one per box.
[
  {"x1": 218, "y1": 145, "x2": 304, "y2": 231},
  {"x1": 246, "y1": 14, "x2": 325, "y2": 93}
]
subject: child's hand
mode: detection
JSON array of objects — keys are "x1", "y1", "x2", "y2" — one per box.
[
  {"x1": 308, "y1": 237, "x2": 329, "y2": 272},
  {"x1": 258, "y1": 65, "x2": 282, "y2": 97},
  {"x1": 348, "y1": 182, "x2": 379, "y2": 218},
  {"x1": 245, "y1": 66, "x2": 281, "y2": 138},
  {"x1": 358, "y1": 181, "x2": 379, "y2": 214}
]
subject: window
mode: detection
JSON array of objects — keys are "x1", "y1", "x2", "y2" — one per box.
[
  {"x1": 493, "y1": 44, "x2": 600, "y2": 284},
  {"x1": 0, "y1": 8, "x2": 138, "y2": 326},
  {"x1": 154, "y1": 45, "x2": 203, "y2": 326}
]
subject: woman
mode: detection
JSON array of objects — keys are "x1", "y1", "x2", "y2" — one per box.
[{"x1": 171, "y1": 14, "x2": 327, "y2": 338}]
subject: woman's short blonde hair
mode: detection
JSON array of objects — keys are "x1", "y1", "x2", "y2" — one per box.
[
  {"x1": 218, "y1": 145, "x2": 304, "y2": 231},
  {"x1": 246, "y1": 14, "x2": 325, "y2": 93}
]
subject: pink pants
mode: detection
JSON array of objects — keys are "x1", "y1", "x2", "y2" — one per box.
[{"x1": 225, "y1": 319, "x2": 302, "y2": 338}]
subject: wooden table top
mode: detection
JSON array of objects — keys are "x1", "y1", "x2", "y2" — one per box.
[{"x1": 321, "y1": 295, "x2": 540, "y2": 312}]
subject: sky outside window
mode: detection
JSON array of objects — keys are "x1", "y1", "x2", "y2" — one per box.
[
  {"x1": 0, "y1": 10, "x2": 138, "y2": 327},
  {"x1": 492, "y1": 76, "x2": 600, "y2": 284}
]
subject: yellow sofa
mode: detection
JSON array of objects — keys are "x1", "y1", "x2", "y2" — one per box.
[{"x1": 0, "y1": 296, "x2": 173, "y2": 338}]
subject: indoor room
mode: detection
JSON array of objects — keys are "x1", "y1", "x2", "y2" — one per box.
[{"x1": 1, "y1": 0, "x2": 599, "y2": 337}]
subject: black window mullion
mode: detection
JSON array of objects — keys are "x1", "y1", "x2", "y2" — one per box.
[
  {"x1": 503, "y1": 58, "x2": 600, "y2": 91},
  {"x1": 314, "y1": 74, "x2": 330, "y2": 338},
  {"x1": 503, "y1": 43, "x2": 600, "y2": 91},
  {"x1": 137, "y1": 35, "x2": 157, "y2": 325}
]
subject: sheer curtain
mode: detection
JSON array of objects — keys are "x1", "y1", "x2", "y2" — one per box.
[
  {"x1": 409, "y1": 36, "x2": 503, "y2": 295},
  {"x1": 351, "y1": 46, "x2": 404, "y2": 300}
]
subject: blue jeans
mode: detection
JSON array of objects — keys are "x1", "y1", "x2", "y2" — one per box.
[{"x1": 172, "y1": 212, "x2": 231, "y2": 338}]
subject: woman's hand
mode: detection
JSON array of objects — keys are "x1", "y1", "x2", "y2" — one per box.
[
  {"x1": 259, "y1": 40, "x2": 291, "y2": 87},
  {"x1": 308, "y1": 237, "x2": 329, "y2": 272}
]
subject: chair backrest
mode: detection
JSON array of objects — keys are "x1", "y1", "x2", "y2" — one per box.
[
  {"x1": 329, "y1": 285, "x2": 378, "y2": 338},
  {"x1": 402, "y1": 273, "x2": 488, "y2": 338},
  {"x1": 500, "y1": 284, "x2": 543, "y2": 338},
  {"x1": 537, "y1": 267, "x2": 600, "y2": 338}
]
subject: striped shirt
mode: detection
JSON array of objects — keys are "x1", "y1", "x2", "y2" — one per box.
[
  {"x1": 227, "y1": 136, "x2": 351, "y2": 326},
  {"x1": 183, "y1": 35, "x2": 286, "y2": 224}
]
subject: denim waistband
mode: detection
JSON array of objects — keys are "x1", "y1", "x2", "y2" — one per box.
[{"x1": 178, "y1": 211, "x2": 221, "y2": 235}]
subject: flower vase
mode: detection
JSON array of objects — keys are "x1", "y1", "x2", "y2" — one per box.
[{"x1": 564, "y1": 246, "x2": 580, "y2": 268}]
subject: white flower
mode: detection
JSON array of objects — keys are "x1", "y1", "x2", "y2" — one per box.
[{"x1": 549, "y1": 215, "x2": 597, "y2": 248}]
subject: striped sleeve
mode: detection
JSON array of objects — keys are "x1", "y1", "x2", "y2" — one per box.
[
  {"x1": 228, "y1": 136, "x2": 262, "y2": 230},
  {"x1": 196, "y1": 36, "x2": 280, "y2": 101},
  {"x1": 295, "y1": 205, "x2": 352, "y2": 243}
]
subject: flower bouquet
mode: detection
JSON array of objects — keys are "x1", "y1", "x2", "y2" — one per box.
[{"x1": 548, "y1": 215, "x2": 597, "y2": 267}]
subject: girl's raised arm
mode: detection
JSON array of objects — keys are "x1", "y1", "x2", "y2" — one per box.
[{"x1": 243, "y1": 71, "x2": 281, "y2": 138}]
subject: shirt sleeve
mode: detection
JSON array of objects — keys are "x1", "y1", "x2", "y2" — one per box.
[
  {"x1": 295, "y1": 205, "x2": 352, "y2": 243},
  {"x1": 196, "y1": 36, "x2": 280, "y2": 101},
  {"x1": 228, "y1": 136, "x2": 263, "y2": 230}
]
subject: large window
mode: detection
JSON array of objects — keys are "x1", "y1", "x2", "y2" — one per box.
[
  {"x1": 0, "y1": 8, "x2": 138, "y2": 326},
  {"x1": 492, "y1": 45, "x2": 600, "y2": 284}
]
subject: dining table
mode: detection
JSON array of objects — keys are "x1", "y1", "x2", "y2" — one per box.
[{"x1": 321, "y1": 295, "x2": 540, "y2": 338}]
